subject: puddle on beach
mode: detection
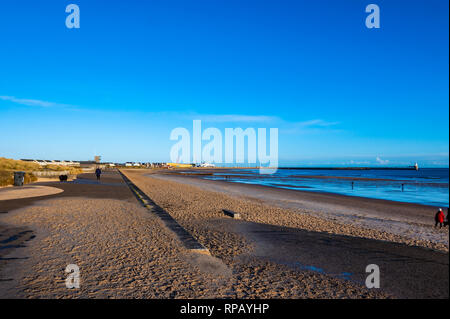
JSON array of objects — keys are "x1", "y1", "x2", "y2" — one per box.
[{"x1": 275, "y1": 259, "x2": 359, "y2": 284}]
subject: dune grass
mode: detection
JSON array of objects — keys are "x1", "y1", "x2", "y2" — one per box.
[
  {"x1": 44, "y1": 165, "x2": 83, "y2": 175},
  {"x1": 0, "y1": 157, "x2": 82, "y2": 174},
  {"x1": 0, "y1": 171, "x2": 37, "y2": 187},
  {"x1": 0, "y1": 171, "x2": 14, "y2": 187},
  {"x1": 0, "y1": 157, "x2": 40, "y2": 171},
  {"x1": 0, "y1": 157, "x2": 81, "y2": 186}
]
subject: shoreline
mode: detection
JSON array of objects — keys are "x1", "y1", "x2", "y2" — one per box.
[
  {"x1": 161, "y1": 168, "x2": 449, "y2": 207},
  {"x1": 147, "y1": 171, "x2": 449, "y2": 250}
]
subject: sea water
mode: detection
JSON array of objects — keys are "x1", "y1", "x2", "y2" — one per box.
[{"x1": 203, "y1": 168, "x2": 449, "y2": 207}]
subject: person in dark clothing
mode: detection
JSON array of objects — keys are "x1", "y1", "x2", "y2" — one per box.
[
  {"x1": 435, "y1": 208, "x2": 445, "y2": 228},
  {"x1": 95, "y1": 168, "x2": 102, "y2": 181}
]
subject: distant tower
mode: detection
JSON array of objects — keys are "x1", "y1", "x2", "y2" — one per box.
[
  {"x1": 95, "y1": 156, "x2": 101, "y2": 163},
  {"x1": 414, "y1": 162, "x2": 419, "y2": 171}
]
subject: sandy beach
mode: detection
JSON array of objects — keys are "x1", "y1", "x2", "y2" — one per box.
[
  {"x1": 122, "y1": 169, "x2": 449, "y2": 298},
  {"x1": 0, "y1": 170, "x2": 448, "y2": 299},
  {"x1": 152, "y1": 170, "x2": 449, "y2": 249}
]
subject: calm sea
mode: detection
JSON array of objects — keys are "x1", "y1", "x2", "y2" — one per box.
[{"x1": 203, "y1": 168, "x2": 449, "y2": 207}]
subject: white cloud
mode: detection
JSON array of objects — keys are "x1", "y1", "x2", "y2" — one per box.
[
  {"x1": 349, "y1": 160, "x2": 370, "y2": 165},
  {"x1": 294, "y1": 119, "x2": 340, "y2": 128},
  {"x1": 194, "y1": 114, "x2": 279, "y2": 123},
  {"x1": 0, "y1": 95, "x2": 74, "y2": 108},
  {"x1": 280, "y1": 119, "x2": 340, "y2": 134},
  {"x1": 186, "y1": 115, "x2": 341, "y2": 135},
  {"x1": 376, "y1": 156, "x2": 389, "y2": 165}
]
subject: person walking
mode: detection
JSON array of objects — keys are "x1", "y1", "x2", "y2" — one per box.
[
  {"x1": 434, "y1": 208, "x2": 445, "y2": 228},
  {"x1": 95, "y1": 167, "x2": 102, "y2": 181}
]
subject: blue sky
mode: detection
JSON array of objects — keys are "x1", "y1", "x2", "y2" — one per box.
[{"x1": 0, "y1": 0, "x2": 448, "y2": 166}]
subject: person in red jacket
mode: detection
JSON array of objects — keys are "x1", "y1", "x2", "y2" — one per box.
[{"x1": 435, "y1": 208, "x2": 445, "y2": 228}]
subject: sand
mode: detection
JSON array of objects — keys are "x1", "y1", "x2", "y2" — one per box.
[
  {"x1": 0, "y1": 171, "x2": 392, "y2": 299},
  {"x1": 121, "y1": 169, "x2": 448, "y2": 298},
  {"x1": 0, "y1": 197, "x2": 236, "y2": 298},
  {"x1": 0, "y1": 170, "x2": 447, "y2": 298},
  {"x1": 152, "y1": 172, "x2": 449, "y2": 250}
]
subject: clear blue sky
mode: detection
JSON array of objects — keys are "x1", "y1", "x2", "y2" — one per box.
[{"x1": 0, "y1": 0, "x2": 448, "y2": 166}]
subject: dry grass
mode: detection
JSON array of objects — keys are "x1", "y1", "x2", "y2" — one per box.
[
  {"x1": 0, "y1": 171, "x2": 37, "y2": 187},
  {"x1": 0, "y1": 157, "x2": 40, "y2": 171},
  {"x1": 42, "y1": 165, "x2": 83, "y2": 175},
  {"x1": 0, "y1": 157, "x2": 79, "y2": 186},
  {"x1": 0, "y1": 171, "x2": 13, "y2": 187},
  {"x1": 0, "y1": 157, "x2": 82, "y2": 175}
]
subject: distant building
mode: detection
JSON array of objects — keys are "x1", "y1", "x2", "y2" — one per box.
[
  {"x1": 123, "y1": 162, "x2": 142, "y2": 167},
  {"x1": 79, "y1": 161, "x2": 98, "y2": 169},
  {"x1": 149, "y1": 162, "x2": 167, "y2": 168},
  {"x1": 21, "y1": 159, "x2": 81, "y2": 167},
  {"x1": 167, "y1": 163, "x2": 195, "y2": 168},
  {"x1": 199, "y1": 163, "x2": 215, "y2": 168}
]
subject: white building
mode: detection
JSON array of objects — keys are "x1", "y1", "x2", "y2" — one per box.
[
  {"x1": 21, "y1": 159, "x2": 81, "y2": 167},
  {"x1": 200, "y1": 163, "x2": 216, "y2": 168}
]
